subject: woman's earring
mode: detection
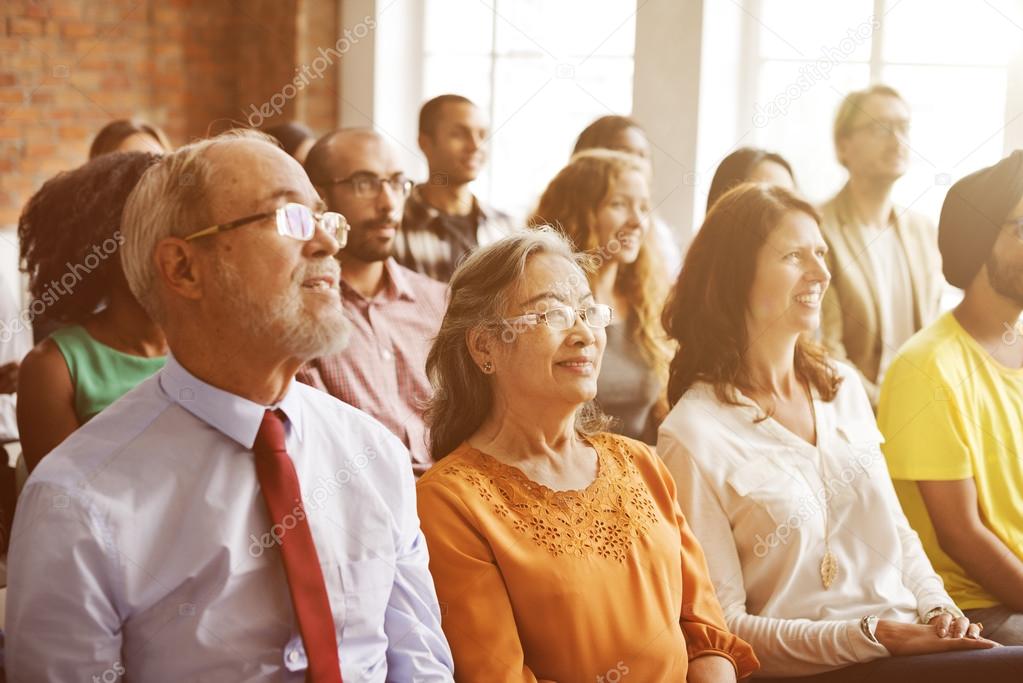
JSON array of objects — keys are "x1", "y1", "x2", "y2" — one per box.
[{"x1": 482, "y1": 360, "x2": 494, "y2": 374}]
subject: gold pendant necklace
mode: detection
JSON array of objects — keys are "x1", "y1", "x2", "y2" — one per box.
[
  {"x1": 820, "y1": 548, "x2": 838, "y2": 589},
  {"x1": 789, "y1": 382, "x2": 838, "y2": 588},
  {"x1": 752, "y1": 382, "x2": 840, "y2": 589},
  {"x1": 806, "y1": 390, "x2": 839, "y2": 589}
]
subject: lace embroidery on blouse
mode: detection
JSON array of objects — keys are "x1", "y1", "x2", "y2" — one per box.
[{"x1": 442, "y1": 434, "x2": 660, "y2": 562}]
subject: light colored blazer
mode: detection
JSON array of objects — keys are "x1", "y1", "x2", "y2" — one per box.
[{"x1": 819, "y1": 185, "x2": 943, "y2": 406}]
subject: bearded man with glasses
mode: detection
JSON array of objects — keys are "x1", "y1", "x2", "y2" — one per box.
[
  {"x1": 300, "y1": 128, "x2": 449, "y2": 476},
  {"x1": 4, "y1": 130, "x2": 454, "y2": 681}
]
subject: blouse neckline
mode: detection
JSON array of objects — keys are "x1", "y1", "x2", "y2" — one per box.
[{"x1": 465, "y1": 433, "x2": 605, "y2": 498}]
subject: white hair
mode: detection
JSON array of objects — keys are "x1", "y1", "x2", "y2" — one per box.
[{"x1": 120, "y1": 129, "x2": 278, "y2": 324}]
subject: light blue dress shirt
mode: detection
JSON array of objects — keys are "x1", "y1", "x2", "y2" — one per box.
[{"x1": 5, "y1": 354, "x2": 453, "y2": 682}]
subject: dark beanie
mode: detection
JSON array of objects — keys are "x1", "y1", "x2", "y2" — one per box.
[{"x1": 939, "y1": 150, "x2": 1023, "y2": 288}]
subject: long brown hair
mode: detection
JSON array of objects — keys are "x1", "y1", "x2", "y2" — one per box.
[
  {"x1": 530, "y1": 149, "x2": 669, "y2": 378},
  {"x1": 663, "y1": 183, "x2": 841, "y2": 410}
]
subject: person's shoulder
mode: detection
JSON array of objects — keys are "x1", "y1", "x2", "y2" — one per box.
[
  {"x1": 828, "y1": 359, "x2": 881, "y2": 419},
  {"x1": 27, "y1": 373, "x2": 170, "y2": 488},
  {"x1": 816, "y1": 191, "x2": 844, "y2": 229},
  {"x1": 293, "y1": 382, "x2": 416, "y2": 469},
  {"x1": 19, "y1": 335, "x2": 69, "y2": 382},
  {"x1": 593, "y1": 432, "x2": 664, "y2": 475},
  {"x1": 416, "y1": 443, "x2": 482, "y2": 502},
  {"x1": 889, "y1": 312, "x2": 963, "y2": 374},
  {"x1": 418, "y1": 443, "x2": 475, "y2": 482},
  {"x1": 830, "y1": 358, "x2": 862, "y2": 384},
  {"x1": 293, "y1": 380, "x2": 388, "y2": 431},
  {"x1": 659, "y1": 382, "x2": 730, "y2": 439},
  {"x1": 896, "y1": 203, "x2": 937, "y2": 233},
  {"x1": 396, "y1": 262, "x2": 448, "y2": 299}
]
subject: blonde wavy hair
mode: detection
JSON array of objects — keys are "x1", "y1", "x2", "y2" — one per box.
[{"x1": 530, "y1": 149, "x2": 670, "y2": 386}]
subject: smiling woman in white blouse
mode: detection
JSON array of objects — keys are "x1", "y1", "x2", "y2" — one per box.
[{"x1": 656, "y1": 183, "x2": 1023, "y2": 682}]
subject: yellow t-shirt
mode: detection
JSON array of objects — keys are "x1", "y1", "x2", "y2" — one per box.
[{"x1": 878, "y1": 311, "x2": 1023, "y2": 609}]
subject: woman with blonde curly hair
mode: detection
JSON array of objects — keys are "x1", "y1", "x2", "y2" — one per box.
[{"x1": 531, "y1": 149, "x2": 669, "y2": 444}]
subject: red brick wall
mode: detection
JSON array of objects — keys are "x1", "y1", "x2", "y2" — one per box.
[{"x1": 0, "y1": 0, "x2": 339, "y2": 229}]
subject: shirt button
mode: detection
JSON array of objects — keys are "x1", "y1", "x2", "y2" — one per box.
[
  {"x1": 381, "y1": 349, "x2": 393, "y2": 360},
  {"x1": 287, "y1": 650, "x2": 299, "y2": 664}
]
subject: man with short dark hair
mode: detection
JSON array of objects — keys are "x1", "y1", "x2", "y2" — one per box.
[
  {"x1": 5, "y1": 131, "x2": 454, "y2": 681},
  {"x1": 397, "y1": 94, "x2": 514, "y2": 282},
  {"x1": 301, "y1": 129, "x2": 447, "y2": 474},
  {"x1": 879, "y1": 151, "x2": 1023, "y2": 646}
]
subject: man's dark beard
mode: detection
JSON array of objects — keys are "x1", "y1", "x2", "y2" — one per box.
[
  {"x1": 986, "y1": 249, "x2": 1023, "y2": 306},
  {"x1": 347, "y1": 219, "x2": 398, "y2": 263}
]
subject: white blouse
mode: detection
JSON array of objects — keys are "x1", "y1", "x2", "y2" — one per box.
[{"x1": 657, "y1": 362, "x2": 957, "y2": 677}]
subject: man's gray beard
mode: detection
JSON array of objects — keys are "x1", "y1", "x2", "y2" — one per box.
[{"x1": 215, "y1": 261, "x2": 352, "y2": 362}]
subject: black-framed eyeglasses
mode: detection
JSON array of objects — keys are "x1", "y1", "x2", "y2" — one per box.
[
  {"x1": 1006, "y1": 215, "x2": 1023, "y2": 240},
  {"x1": 183, "y1": 202, "x2": 350, "y2": 247},
  {"x1": 326, "y1": 172, "x2": 414, "y2": 200}
]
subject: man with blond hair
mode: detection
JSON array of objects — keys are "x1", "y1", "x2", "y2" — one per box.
[
  {"x1": 819, "y1": 84, "x2": 943, "y2": 406},
  {"x1": 5, "y1": 130, "x2": 453, "y2": 681}
]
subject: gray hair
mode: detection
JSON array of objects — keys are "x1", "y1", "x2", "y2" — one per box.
[
  {"x1": 425, "y1": 226, "x2": 611, "y2": 460},
  {"x1": 121, "y1": 129, "x2": 278, "y2": 323}
]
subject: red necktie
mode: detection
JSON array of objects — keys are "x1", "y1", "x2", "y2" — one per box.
[{"x1": 254, "y1": 409, "x2": 343, "y2": 682}]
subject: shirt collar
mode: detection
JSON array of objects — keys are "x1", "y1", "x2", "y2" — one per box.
[
  {"x1": 409, "y1": 182, "x2": 489, "y2": 222},
  {"x1": 836, "y1": 183, "x2": 901, "y2": 230},
  {"x1": 340, "y1": 257, "x2": 416, "y2": 303},
  {"x1": 158, "y1": 353, "x2": 305, "y2": 449}
]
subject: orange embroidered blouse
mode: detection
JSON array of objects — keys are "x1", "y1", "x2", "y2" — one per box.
[{"x1": 416, "y1": 432, "x2": 760, "y2": 682}]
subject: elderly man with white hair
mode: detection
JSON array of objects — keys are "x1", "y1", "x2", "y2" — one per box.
[{"x1": 4, "y1": 130, "x2": 454, "y2": 682}]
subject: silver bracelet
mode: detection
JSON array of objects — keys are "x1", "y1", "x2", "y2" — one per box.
[{"x1": 860, "y1": 615, "x2": 880, "y2": 644}]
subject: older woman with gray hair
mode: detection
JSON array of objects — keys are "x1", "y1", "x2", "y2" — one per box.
[{"x1": 415, "y1": 228, "x2": 758, "y2": 683}]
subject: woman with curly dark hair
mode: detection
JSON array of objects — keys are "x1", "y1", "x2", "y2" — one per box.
[{"x1": 17, "y1": 151, "x2": 167, "y2": 471}]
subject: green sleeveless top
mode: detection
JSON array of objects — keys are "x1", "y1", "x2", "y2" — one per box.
[{"x1": 50, "y1": 324, "x2": 166, "y2": 423}]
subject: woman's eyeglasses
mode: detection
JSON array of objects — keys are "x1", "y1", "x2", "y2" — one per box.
[{"x1": 503, "y1": 303, "x2": 613, "y2": 332}]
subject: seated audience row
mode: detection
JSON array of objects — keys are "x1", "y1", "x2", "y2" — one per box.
[{"x1": 4, "y1": 80, "x2": 1023, "y2": 682}]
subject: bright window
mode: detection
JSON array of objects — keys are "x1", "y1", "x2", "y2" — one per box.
[
  {"x1": 422, "y1": 0, "x2": 637, "y2": 218},
  {"x1": 731, "y1": 0, "x2": 1021, "y2": 221}
]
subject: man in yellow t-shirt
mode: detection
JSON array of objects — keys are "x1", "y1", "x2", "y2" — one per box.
[{"x1": 879, "y1": 150, "x2": 1023, "y2": 646}]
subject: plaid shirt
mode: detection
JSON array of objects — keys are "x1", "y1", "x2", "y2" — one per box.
[
  {"x1": 297, "y1": 258, "x2": 448, "y2": 475},
  {"x1": 395, "y1": 183, "x2": 516, "y2": 282}
]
